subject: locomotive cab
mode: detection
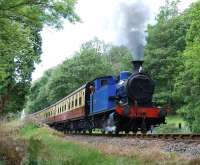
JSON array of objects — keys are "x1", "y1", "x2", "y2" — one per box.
[{"x1": 88, "y1": 76, "x2": 116, "y2": 114}]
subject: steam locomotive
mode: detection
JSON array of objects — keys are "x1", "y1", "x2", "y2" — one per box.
[{"x1": 32, "y1": 60, "x2": 167, "y2": 133}]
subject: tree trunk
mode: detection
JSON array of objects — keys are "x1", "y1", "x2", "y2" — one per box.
[
  {"x1": 0, "y1": 94, "x2": 10, "y2": 115},
  {"x1": 0, "y1": 96, "x2": 5, "y2": 114},
  {"x1": 0, "y1": 96, "x2": 3, "y2": 114},
  {"x1": 0, "y1": 80, "x2": 14, "y2": 115}
]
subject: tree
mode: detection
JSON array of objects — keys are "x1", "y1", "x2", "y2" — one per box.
[
  {"x1": 144, "y1": 0, "x2": 200, "y2": 132},
  {"x1": 144, "y1": 0, "x2": 190, "y2": 109},
  {"x1": 174, "y1": 1, "x2": 200, "y2": 132},
  {"x1": 25, "y1": 69, "x2": 53, "y2": 113},
  {"x1": 107, "y1": 46, "x2": 133, "y2": 75},
  {"x1": 25, "y1": 38, "x2": 134, "y2": 113},
  {"x1": 25, "y1": 39, "x2": 113, "y2": 113},
  {"x1": 156, "y1": 0, "x2": 180, "y2": 22},
  {"x1": 0, "y1": 0, "x2": 79, "y2": 114}
]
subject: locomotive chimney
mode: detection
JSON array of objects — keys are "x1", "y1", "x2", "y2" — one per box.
[{"x1": 131, "y1": 60, "x2": 144, "y2": 72}]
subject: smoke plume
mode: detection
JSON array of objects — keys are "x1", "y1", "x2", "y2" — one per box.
[{"x1": 116, "y1": 0, "x2": 149, "y2": 60}]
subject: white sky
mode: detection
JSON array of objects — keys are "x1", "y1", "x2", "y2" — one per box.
[{"x1": 32, "y1": 0, "x2": 196, "y2": 81}]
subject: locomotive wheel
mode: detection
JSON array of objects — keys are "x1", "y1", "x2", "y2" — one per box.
[
  {"x1": 132, "y1": 128, "x2": 138, "y2": 133},
  {"x1": 115, "y1": 131, "x2": 119, "y2": 135},
  {"x1": 141, "y1": 129, "x2": 147, "y2": 134},
  {"x1": 88, "y1": 129, "x2": 92, "y2": 134},
  {"x1": 125, "y1": 130, "x2": 129, "y2": 134},
  {"x1": 101, "y1": 129, "x2": 105, "y2": 134}
]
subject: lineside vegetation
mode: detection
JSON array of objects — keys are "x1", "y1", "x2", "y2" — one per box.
[{"x1": 1, "y1": 119, "x2": 199, "y2": 165}]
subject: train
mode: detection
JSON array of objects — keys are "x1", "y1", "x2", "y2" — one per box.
[{"x1": 32, "y1": 60, "x2": 167, "y2": 133}]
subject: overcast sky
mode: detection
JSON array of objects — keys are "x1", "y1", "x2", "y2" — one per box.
[{"x1": 32, "y1": 0, "x2": 196, "y2": 81}]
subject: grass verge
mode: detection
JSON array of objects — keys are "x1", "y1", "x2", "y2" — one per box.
[
  {"x1": 1, "y1": 118, "x2": 199, "y2": 165},
  {"x1": 20, "y1": 122, "x2": 140, "y2": 165},
  {"x1": 155, "y1": 115, "x2": 190, "y2": 133},
  {"x1": 0, "y1": 161, "x2": 5, "y2": 165}
]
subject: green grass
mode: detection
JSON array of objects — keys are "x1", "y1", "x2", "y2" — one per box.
[
  {"x1": 1, "y1": 120, "x2": 195, "y2": 165},
  {"x1": 21, "y1": 123, "x2": 141, "y2": 165},
  {"x1": 155, "y1": 115, "x2": 190, "y2": 133},
  {"x1": 166, "y1": 115, "x2": 186, "y2": 126},
  {"x1": 0, "y1": 161, "x2": 5, "y2": 165}
]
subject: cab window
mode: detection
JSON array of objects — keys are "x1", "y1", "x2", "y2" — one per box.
[{"x1": 101, "y1": 79, "x2": 108, "y2": 87}]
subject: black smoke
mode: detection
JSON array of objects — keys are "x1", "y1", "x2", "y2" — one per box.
[{"x1": 117, "y1": 0, "x2": 149, "y2": 60}]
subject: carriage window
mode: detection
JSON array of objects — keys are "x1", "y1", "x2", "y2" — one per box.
[
  {"x1": 75, "y1": 99, "x2": 77, "y2": 107},
  {"x1": 79, "y1": 97, "x2": 82, "y2": 106},
  {"x1": 101, "y1": 79, "x2": 108, "y2": 87}
]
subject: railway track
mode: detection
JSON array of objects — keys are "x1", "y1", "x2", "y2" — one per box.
[{"x1": 65, "y1": 132, "x2": 200, "y2": 142}]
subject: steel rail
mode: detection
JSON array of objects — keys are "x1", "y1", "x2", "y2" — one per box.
[{"x1": 64, "y1": 132, "x2": 200, "y2": 142}]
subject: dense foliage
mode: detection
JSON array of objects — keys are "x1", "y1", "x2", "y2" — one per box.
[
  {"x1": 0, "y1": 0, "x2": 79, "y2": 114},
  {"x1": 145, "y1": 0, "x2": 200, "y2": 132},
  {"x1": 174, "y1": 1, "x2": 200, "y2": 132},
  {"x1": 144, "y1": 0, "x2": 189, "y2": 108}
]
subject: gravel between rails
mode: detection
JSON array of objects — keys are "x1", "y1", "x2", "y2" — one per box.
[{"x1": 65, "y1": 135, "x2": 200, "y2": 158}]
